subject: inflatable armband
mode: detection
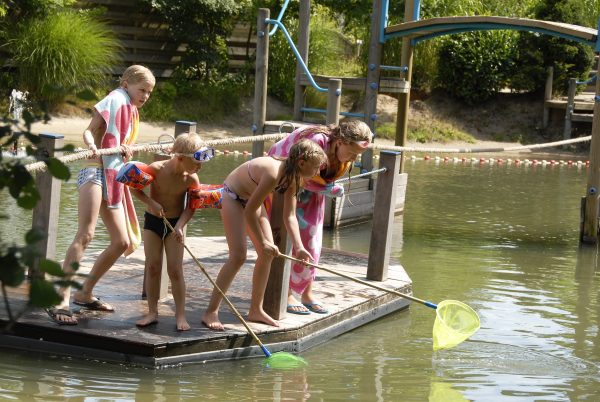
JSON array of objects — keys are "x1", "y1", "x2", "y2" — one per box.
[
  {"x1": 116, "y1": 161, "x2": 154, "y2": 189},
  {"x1": 188, "y1": 184, "x2": 224, "y2": 209}
]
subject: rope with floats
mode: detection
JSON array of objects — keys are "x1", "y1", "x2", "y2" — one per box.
[
  {"x1": 370, "y1": 135, "x2": 591, "y2": 154},
  {"x1": 23, "y1": 130, "x2": 591, "y2": 174}
]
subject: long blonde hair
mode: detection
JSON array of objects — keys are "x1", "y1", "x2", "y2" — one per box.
[{"x1": 275, "y1": 139, "x2": 327, "y2": 194}]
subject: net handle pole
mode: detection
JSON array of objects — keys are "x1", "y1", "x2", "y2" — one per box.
[
  {"x1": 280, "y1": 254, "x2": 437, "y2": 309},
  {"x1": 162, "y1": 218, "x2": 272, "y2": 358}
]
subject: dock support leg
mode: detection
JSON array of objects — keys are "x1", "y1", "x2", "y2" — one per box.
[
  {"x1": 264, "y1": 192, "x2": 290, "y2": 319},
  {"x1": 581, "y1": 74, "x2": 600, "y2": 243},
  {"x1": 367, "y1": 151, "x2": 402, "y2": 281},
  {"x1": 30, "y1": 133, "x2": 64, "y2": 279}
]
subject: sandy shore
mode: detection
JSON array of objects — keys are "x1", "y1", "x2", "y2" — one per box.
[
  {"x1": 29, "y1": 116, "x2": 252, "y2": 146},
  {"x1": 29, "y1": 115, "x2": 534, "y2": 156}
]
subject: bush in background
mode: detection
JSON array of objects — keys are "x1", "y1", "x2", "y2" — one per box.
[
  {"x1": 436, "y1": 30, "x2": 518, "y2": 105},
  {"x1": 6, "y1": 11, "x2": 120, "y2": 110}
]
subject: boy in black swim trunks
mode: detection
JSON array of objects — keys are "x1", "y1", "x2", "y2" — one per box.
[{"x1": 131, "y1": 133, "x2": 213, "y2": 331}]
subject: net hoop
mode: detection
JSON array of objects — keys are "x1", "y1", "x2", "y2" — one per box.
[{"x1": 433, "y1": 299, "x2": 480, "y2": 351}]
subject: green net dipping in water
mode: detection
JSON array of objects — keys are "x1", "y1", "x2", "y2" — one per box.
[
  {"x1": 432, "y1": 300, "x2": 481, "y2": 351},
  {"x1": 262, "y1": 352, "x2": 308, "y2": 369}
]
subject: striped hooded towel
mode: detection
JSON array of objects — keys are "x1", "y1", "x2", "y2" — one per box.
[
  {"x1": 268, "y1": 125, "x2": 350, "y2": 295},
  {"x1": 96, "y1": 87, "x2": 141, "y2": 256}
]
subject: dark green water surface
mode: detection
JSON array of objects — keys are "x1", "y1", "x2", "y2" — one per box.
[{"x1": 2, "y1": 151, "x2": 600, "y2": 401}]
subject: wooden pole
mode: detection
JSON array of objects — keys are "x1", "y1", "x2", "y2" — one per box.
[
  {"x1": 367, "y1": 151, "x2": 401, "y2": 281},
  {"x1": 326, "y1": 79, "x2": 342, "y2": 125},
  {"x1": 252, "y1": 8, "x2": 270, "y2": 159},
  {"x1": 363, "y1": 0, "x2": 385, "y2": 173},
  {"x1": 263, "y1": 192, "x2": 290, "y2": 319},
  {"x1": 293, "y1": 0, "x2": 311, "y2": 121},
  {"x1": 174, "y1": 120, "x2": 197, "y2": 136},
  {"x1": 564, "y1": 78, "x2": 576, "y2": 141},
  {"x1": 581, "y1": 74, "x2": 600, "y2": 243},
  {"x1": 30, "y1": 133, "x2": 64, "y2": 279},
  {"x1": 395, "y1": 0, "x2": 415, "y2": 173},
  {"x1": 543, "y1": 67, "x2": 554, "y2": 129}
]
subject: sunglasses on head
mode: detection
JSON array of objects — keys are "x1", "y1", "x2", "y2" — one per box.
[{"x1": 184, "y1": 147, "x2": 215, "y2": 163}]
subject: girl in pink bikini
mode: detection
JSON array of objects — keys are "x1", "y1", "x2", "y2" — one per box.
[{"x1": 202, "y1": 139, "x2": 327, "y2": 330}]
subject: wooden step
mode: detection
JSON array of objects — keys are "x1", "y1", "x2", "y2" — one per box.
[{"x1": 571, "y1": 113, "x2": 594, "y2": 123}]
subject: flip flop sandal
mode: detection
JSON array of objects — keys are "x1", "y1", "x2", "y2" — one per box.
[
  {"x1": 73, "y1": 298, "x2": 114, "y2": 312},
  {"x1": 302, "y1": 302, "x2": 329, "y2": 314},
  {"x1": 45, "y1": 307, "x2": 78, "y2": 325},
  {"x1": 287, "y1": 304, "x2": 311, "y2": 315}
]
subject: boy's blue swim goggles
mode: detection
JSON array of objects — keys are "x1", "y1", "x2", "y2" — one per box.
[{"x1": 183, "y1": 147, "x2": 215, "y2": 163}]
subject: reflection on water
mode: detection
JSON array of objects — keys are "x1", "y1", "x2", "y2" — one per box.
[{"x1": 3, "y1": 152, "x2": 600, "y2": 400}]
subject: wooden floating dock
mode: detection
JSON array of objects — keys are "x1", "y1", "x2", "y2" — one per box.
[{"x1": 1, "y1": 237, "x2": 411, "y2": 367}]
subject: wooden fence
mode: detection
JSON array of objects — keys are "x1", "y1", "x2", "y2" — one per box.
[{"x1": 2, "y1": 0, "x2": 256, "y2": 79}]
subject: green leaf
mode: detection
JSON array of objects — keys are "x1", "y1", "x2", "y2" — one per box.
[
  {"x1": 16, "y1": 182, "x2": 40, "y2": 209},
  {"x1": 0, "y1": 252, "x2": 26, "y2": 287},
  {"x1": 40, "y1": 259, "x2": 64, "y2": 277},
  {"x1": 46, "y1": 158, "x2": 70, "y2": 180},
  {"x1": 25, "y1": 228, "x2": 46, "y2": 244},
  {"x1": 29, "y1": 279, "x2": 62, "y2": 308}
]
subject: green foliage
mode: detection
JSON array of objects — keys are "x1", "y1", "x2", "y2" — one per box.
[
  {"x1": 1, "y1": 113, "x2": 81, "y2": 331},
  {"x1": 268, "y1": 5, "x2": 362, "y2": 105},
  {"x1": 376, "y1": 121, "x2": 476, "y2": 144},
  {"x1": 511, "y1": 0, "x2": 594, "y2": 94},
  {"x1": 141, "y1": 75, "x2": 252, "y2": 123},
  {"x1": 6, "y1": 11, "x2": 121, "y2": 109},
  {"x1": 141, "y1": 0, "x2": 247, "y2": 81},
  {"x1": 436, "y1": 31, "x2": 518, "y2": 105}
]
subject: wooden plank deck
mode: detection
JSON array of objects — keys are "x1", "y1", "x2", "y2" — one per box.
[{"x1": 0, "y1": 237, "x2": 411, "y2": 367}]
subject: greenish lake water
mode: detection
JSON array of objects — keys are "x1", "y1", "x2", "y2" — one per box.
[{"x1": 2, "y1": 150, "x2": 600, "y2": 401}]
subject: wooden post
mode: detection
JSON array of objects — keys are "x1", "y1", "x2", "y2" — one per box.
[
  {"x1": 367, "y1": 151, "x2": 401, "y2": 281},
  {"x1": 263, "y1": 192, "x2": 290, "y2": 319},
  {"x1": 395, "y1": 0, "x2": 416, "y2": 173},
  {"x1": 581, "y1": 74, "x2": 600, "y2": 243},
  {"x1": 543, "y1": 67, "x2": 554, "y2": 129},
  {"x1": 174, "y1": 120, "x2": 197, "y2": 136},
  {"x1": 564, "y1": 78, "x2": 576, "y2": 141},
  {"x1": 30, "y1": 133, "x2": 64, "y2": 279},
  {"x1": 293, "y1": 0, "x2": 311, "y2": 121},
  {"x1": 252, "y1": 8, "x2": 270, "y2": 159},
  {"x1": 142, "y1": 121, "x2": 196, "y2": 299},
  {"x1": 363, "y1": 0, "x2": 385, "y2": 173},
  {"x1": 326, "y1": 79, "x2": 342, "y2": 125}
]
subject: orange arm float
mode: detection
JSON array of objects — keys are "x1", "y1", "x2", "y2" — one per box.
[
  {"x1": 187, "y1": 184, "x2": 224, "y2": 209},
  {"x1": 116, "y1": 161, "x2": 155, "y2": 189}
]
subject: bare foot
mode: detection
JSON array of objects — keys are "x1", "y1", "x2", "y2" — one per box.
[
  {"x1": 202, "y1": 311, "x2": 224, "y2": 331},
  {"x1": 248, "y1": 309, "x2": 279, "y2": 327},
  {"x1": 176, "y1": 316, "x2": 191, "y2": 331},
  {"x1": 136, "y1": 312, "x2": 158, "y2": 327}
]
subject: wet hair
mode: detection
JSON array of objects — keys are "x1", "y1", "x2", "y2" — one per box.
[
  {"x1": 275, "y1": 139, "x2": 327, "y2": 194},
  {"x1": 119, "y1": 65, "x2": 156, "y2": 87},
  {"x1": 328, "y1": 120, "x2": 373, "y2": 144},
  {"x1": 172, "y1": 132, "x2": 204, "y2": 155}
]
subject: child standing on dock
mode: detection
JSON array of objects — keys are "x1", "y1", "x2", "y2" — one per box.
[
  {"x1": 202, "y1": 139, "x2": 327, "y2": 330},
  {"x1": 132, "y1": 133, "x2": 212, "y2": 331},
  {"x1": 269, "y1": 120, "x2": 373, "y2": 315},
  {"x1": 46, "y1": 65, "x2": 155, "y2": 325}
]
